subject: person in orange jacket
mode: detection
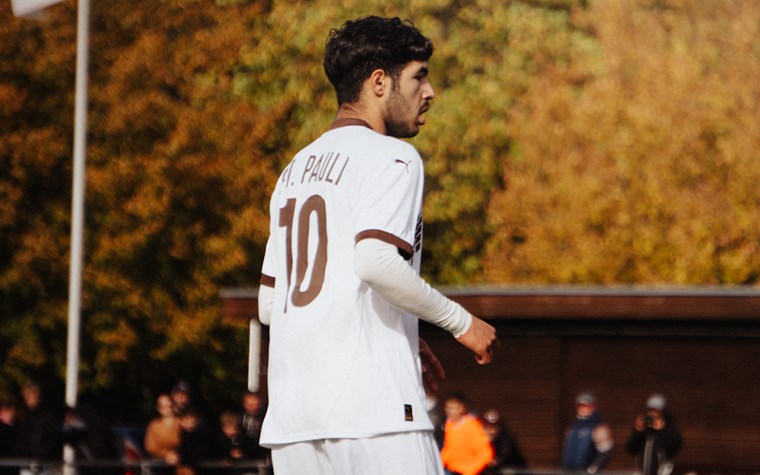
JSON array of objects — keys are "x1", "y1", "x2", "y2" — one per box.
[{"x1": 440, "y1": 392, "x2": 494, "y2": 475}]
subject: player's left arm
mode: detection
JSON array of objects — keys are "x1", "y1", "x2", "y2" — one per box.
[{"x1": 354, "y1": 237, "x2": 498, "y2": 364}]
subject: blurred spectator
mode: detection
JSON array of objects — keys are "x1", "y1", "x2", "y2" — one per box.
[
  {"x1": 480, "y1": 409, "x2": 526, "y2": 473},
  {"x1": 14, "y1": 382, "x2": 62, "y2": 460},
  {"x1": 426, "y1": 393, "x2": 445, "y2": 449},
  {"x1": 439, "y1": 392, "x2": 493, "y2": 475},
  {"x1": 215, "y1": 410, "x2": 259, "y2": 475},
  {"x1": 625, "y1": 393, "x2": 682, "y2": 475},
  {"x1": 0, "y1": 398, "x2": 18, "y2": 475},
  {"x1": 240, "y1": 391, "x2": 270, "y2": 462},
  {"x1": 170, "y1": 381, "x2": 193, "y2": 418},
  {"x1": 144, "y1": 394, "x2": 181, "y2": 467},
  {"x1": 176, "y1": 408, "x2": 214, "y2": 475},
  {"x1": 61, "y1": 395, "x2": 118, "y2": 474},
  {"x1": 170, "y1": 381, "x2": 216, "y2": 437},
  {"x1": 561, "y1": 391, "x2": 613, "y2": 474},
  {"x1": 0, "y1": 398, "x2": 17, "y2": 452}
]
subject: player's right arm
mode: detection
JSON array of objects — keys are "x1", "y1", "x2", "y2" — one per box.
[
  {"x1": 354, "y1": 237, "x2": 498, "y2": 364},
  {"x1": 258, "y1": 234, "x2": 276, "y2": 325},
  {"x1": 257, "y1": 281, "x2": 274, "y2": 325}
]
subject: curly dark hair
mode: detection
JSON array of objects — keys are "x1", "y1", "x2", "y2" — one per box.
[{"x1": 323, "y1": 16, "x2": 434, "y2": 105}]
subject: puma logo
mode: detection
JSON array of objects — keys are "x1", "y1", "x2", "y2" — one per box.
[{"x1": 394, "y1": 159, "x2": 411, "y2": 173}]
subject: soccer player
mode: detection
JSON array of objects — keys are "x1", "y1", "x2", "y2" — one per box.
[{"x1": 257, "y1": 15, "x2": 499, "y2": 475}]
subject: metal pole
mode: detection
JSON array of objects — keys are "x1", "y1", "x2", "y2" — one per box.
[
  {"x1": 64, "y1": 0, "x2": 90, "y2": 473},
  {"x1": 248, "y1": 319, "x2": 261, "y2": 392}
]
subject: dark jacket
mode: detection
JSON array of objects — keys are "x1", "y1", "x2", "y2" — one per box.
[
  {"x1": 15, "y1": 405, "x2": 62, "y2": 459},
  {"x1": 178, "y1": 424, "x2": 214, "y2": 470},
  {"x1": 625, "y1": 414, "x2": 683, "y2": 475},
  {"x1": 483, "y1": 425, "x2": 526, "y2": 473},
  {"x1": 240, "y1": 411, "x2": 270, "y2": 460},
  {"x1": 215, "y1": 431, "x2": 257, "y2": 461},
  {"x1": 562, "y1": 411, "x2": 611, "y2": 471}
]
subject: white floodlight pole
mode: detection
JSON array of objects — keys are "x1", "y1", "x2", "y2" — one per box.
[
  {"x1": 64, "y1": 0, "x2": 91, "y2": 474},
  {"x1": 248, "y1": 319, "x2": 261, "y2": 392}
]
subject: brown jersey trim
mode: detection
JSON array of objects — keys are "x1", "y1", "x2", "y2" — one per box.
[
  {"x1": 260, "y1": 274, "x2": 275, "y2": 287},
  {"x1": 356, "y1": 229, "x2": 414, "y2": 260},
  {"x1": 329, "y1": 117, "x2": 374, "y2": 131}
]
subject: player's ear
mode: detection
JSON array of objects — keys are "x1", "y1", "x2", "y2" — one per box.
[{"x1": 369, "y1": 68, "x2": 389, "y2": 97}]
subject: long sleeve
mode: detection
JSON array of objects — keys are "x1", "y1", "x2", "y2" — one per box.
[
  {"x1": 625, "y1": 428, "x2": 646, "y2": 455},
  {"x1": 660, "y1": 422, "x2": 683, "y2": 458}
]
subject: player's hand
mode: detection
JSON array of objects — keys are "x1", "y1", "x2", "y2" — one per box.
[
  {"x1": 419, "y1": 337, "x2": 446, "y2": 393},
  {"x1": 456, "y1": 315, "x2": 498, "y2": 365}
]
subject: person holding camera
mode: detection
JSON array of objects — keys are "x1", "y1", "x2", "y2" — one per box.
[{"x1": 625, "y1": 393, "x2": 683, "y2": 475}]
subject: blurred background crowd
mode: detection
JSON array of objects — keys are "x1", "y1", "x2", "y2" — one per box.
[
  {"x1": 0, "y1": 379, "x2": 682, "y2": 475},
  {"x1": 0, "y1": 380, "x2": 271, "y2": 475}
]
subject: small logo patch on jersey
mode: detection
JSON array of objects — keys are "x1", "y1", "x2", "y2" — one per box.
[
  {"x1": 394, "y1": 159, "x2": 411, "y2": 173},
  {"x1": 404, "y1": 404, "x2": 413, "y2": 421}
]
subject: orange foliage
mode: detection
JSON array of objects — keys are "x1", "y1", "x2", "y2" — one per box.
[{"x1": 485, "y1": 0, "x2": 760, "y2": 285}]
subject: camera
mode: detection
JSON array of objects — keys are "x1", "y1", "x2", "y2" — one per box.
[{"x1": 645, "y1": 415, "x2": 654, "y2": 426}]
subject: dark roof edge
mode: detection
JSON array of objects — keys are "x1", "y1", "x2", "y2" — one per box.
[{"x1": 221, "y1": 285, "x2": 760, "y2": 299}]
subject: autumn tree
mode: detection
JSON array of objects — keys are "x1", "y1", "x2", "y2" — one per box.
[
  {"x1": 417, "y1": 0, "x2": 592, "y2": 283},
  {"x1": 1, "y1": 0, "x2": 78, "y2": 400},
  {"x1": 485, "y1": 0, "x2": 760, "y2": 285},
  {"x1": 0, "y1": 0, "x2": 289, "y2": 415}
]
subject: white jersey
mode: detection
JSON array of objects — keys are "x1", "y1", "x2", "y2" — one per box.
[{"x1": 259, "y1": 123, "x2": 430, "y2": 445}]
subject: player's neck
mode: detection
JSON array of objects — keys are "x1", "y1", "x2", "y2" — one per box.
[{"x1": 333, "y1": 103, "x2": 385, "y2": 135}]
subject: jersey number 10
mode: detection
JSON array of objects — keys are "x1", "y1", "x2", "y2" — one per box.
[{"x1": 279, "y1": 196, "x2": 328, "y2": 311}]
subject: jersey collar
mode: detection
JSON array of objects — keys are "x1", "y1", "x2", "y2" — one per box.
[{"x1": 329, "y1": 117, "x2": 374, "y2": 131}]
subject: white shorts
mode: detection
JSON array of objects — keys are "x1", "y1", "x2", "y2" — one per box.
[{"x1": 270, "y1": 431, "x2": 444, "y2": 475}]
